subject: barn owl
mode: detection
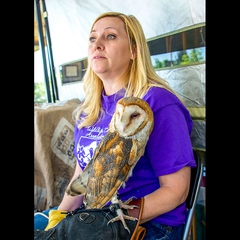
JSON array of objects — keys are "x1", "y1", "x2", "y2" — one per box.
[{"x1": 66, "y1": 96, "x2": 154, "y2": 233}]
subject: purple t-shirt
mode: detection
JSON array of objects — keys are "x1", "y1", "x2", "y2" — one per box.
[{"x1": 74, "y1": 86, "x2": 196, "y2": 227}]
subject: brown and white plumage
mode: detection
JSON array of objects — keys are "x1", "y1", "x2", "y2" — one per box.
[{"x1": 66, "y1": 96, "x2": 154, "y2": 232}]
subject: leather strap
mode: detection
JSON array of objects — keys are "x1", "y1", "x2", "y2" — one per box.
[{"x1": 127, "y1": 198, "x2": 146, "y2": 240}]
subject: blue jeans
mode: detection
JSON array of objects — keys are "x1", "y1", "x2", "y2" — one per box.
[
  {"x1": 34, "y1": 206, "x2": 58, "y2": 230},
  {"x1": 141, "y1": 221, "x2": 184, "y2": 240}
]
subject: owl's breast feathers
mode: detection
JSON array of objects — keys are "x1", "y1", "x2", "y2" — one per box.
[{"x1": 85, "y1": 131, "x2": 138, "y2": 208}]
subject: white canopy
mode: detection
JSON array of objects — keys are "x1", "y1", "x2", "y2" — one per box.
[
  {"x1": 45, "y1": 0, "x2": 205, "y2": 65},
  {"x1": 35, "y1": 0, "x2": 205, "y2": 109}
]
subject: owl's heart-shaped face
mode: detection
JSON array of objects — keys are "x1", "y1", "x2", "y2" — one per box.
[
  {"x1": 114, "y1": 103, "x2": 148, "y2": 136},
  {"x1": 109, "y1": 97, "x2": 154, "y2": 138}
]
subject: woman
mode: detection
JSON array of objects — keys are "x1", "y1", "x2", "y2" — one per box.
[{"x1": 34, "y1": 12, "x2": 196, "y2": 239}]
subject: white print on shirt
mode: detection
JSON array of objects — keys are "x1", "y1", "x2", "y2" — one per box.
[
  {"x1": 76, "y1": 126, "x2": 109, "y2": 169},
  {"x1": 86, "y1": 126, "x2": 109, "y2": 138}
]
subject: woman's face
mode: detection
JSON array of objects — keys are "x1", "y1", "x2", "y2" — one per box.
[{"x1": 88, "y1": 16, "x2": 133, "y2": 80}]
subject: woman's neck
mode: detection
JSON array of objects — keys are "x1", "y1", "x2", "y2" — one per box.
[{"x1": 102, "y1": 79, "x2": 125, "y2": 96}]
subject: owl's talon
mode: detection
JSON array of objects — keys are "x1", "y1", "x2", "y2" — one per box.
[
  {"x1": 118, "y1": 197, "x2": 139, "y2": 210},
  {"x1": 122, "y1": 196, "x2": 136, "y2": 205},
  {"x1": 107, "y1": 208, "x2": 138, "y2": 233}
]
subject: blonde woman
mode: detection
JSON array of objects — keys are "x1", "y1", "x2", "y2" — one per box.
[{"x1": 34, "y1": 12, "x2": 196, "y2": 240}]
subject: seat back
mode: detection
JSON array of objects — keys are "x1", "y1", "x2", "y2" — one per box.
[{"x1": 182, "y1": 149, "x2": 203, "y2": 240}]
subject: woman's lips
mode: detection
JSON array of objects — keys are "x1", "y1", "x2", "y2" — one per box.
[{"x1": 93, "y1": 55, "x2": 105, "y2": 59}]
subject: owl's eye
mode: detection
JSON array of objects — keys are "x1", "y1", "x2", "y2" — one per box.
[{"x1": 131, "y1": 113, "x2": 140, "y2": 119}]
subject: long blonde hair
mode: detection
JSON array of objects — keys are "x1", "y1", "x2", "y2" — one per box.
[{"x1": 74, "y1": 12, "x2": 181, "y2": 129}]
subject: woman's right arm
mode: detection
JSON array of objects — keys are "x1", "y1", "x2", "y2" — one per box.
[{"x1": 57, "y1": 162, "x2": 84, "y2": 211}]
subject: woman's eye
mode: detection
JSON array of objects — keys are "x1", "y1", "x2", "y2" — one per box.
[
  {"x1": 107, "y1": 34, "x2": 116, "y2": 40},
  {"x1": 89, "y1": 37, "x2": 95, "y2": 43}
]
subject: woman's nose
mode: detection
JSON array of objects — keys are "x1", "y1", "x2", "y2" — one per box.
[{"x1": 93, "y1": 38, "x2": 104, "y2": 50}]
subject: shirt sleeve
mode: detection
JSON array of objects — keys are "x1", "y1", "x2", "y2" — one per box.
[{"x1": 143, "y1": 88, "x2": 196, "y2": 177}]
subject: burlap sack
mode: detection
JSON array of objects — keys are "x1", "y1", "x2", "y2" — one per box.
[{"x1": 34, "y1": 99, "x2": 81, "y2": 211}]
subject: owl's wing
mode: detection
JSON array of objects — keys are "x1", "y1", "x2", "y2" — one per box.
[
  {"x1": 65, "y1": 159, "x2": 91, "y2": 196},
  {"x1": 65, "y1": 144, "x2": 102, "y2": 196},
  {"x1": 85, "y1": 132, "x2": 138, "y2": 209}
]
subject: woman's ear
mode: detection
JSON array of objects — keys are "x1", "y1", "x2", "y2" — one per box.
[{"x1": 131, "y1": 45, "x2": 137, "y2": 59}]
